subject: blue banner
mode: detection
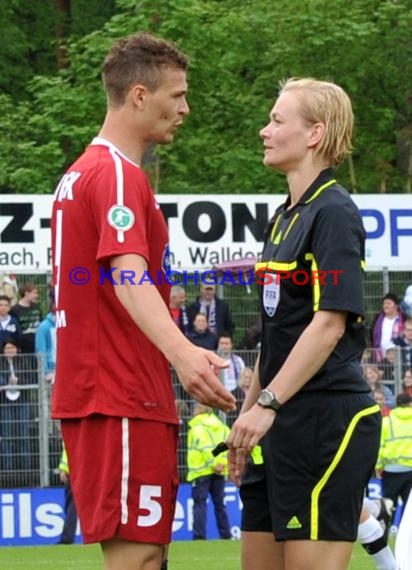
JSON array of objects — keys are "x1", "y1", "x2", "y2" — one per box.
[
  {"x1": 0, "y1": 480, "x2": 401, "y2": 546},
  {"x1": 0, "y1": 483, "x2": 241, "y2": 546}
]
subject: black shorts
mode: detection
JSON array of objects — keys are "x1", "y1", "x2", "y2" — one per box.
[
  {"x1": 240, "y1": 462, "x2": 272, "y2": 533},
  {"x1": 261, "y1": 392, "x2": 381, "y2": 542}
]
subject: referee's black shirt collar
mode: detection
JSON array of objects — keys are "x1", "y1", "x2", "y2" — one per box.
[{"x1": 283, "y1": 167, "x2": 336, "y2": 213}]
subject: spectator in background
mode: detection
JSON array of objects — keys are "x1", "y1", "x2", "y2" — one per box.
[
  {"x1": 188, "y1": 283, "x2": 234, "y2": 337},
  {"x1": 217, "y1": 333, "x2": 245, "y2": 392},
  {"x1": 10, "y1": 282, "x2": 42, "y2": 353},
  {"x1": 0, "y1": 274, "x2": 18, "y2": 306},
  {"x1": 169, "y1": 285, "x2": 190, "y2": 335},
  {"x1": 361, "y1": 347, "x2": 375, "y2": 365},
  {"x1": 187, "y1": 402, "x2": 232, "y2": 541},
  {"x1": 376, "y1": 392, "x2": 412, "y2": 525},
  {"x1": 35, "y1": 300, "x2": 56, "y2": 382},
  {"x1": 0, "y1": 340, "x2": 37, "y2": 480},
  {"x1": 400, "y1": 284, "x2": 412, "y2": 318},
  {"x1": 58, "y1": 443, "x2": 78, "y2": 545},
  {"x1": 393, "y1": 317, "x2": 412, "y2": 371},
  {"x1": 187, "y1": 313, "x2": 218, "y2": 350},
  {"x1": 227, "y1": 366, "x2": 254, "y2": 427},
  {"x1": 364, "y1": 363, "x2": 395, "y2": 408},
  {"x1": 402, "y1": 368, "x2": 412, "y2": 398},
  {"x1": 0, "y1": 295, "x2": 22, "y2": 348},
  {"x1": 380, "y1": 346, "x2": 398, "y2": 390},
  {"x1": 371, "y1": 293, "x2": 405, "y2": 363},
  {"x1": 373, "y1": 388, "x2": 392, "y2": 417},
  {"x1": 236, "y1": 313, "x2": 262, "y2": 350},
  {"x1": 175, "y1": 398, "x2": 190, "y2": 483}
]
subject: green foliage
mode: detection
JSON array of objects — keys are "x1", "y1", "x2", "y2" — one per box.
[{"x1": 0, "y1": 0, "x2": 410, "y2": 194}]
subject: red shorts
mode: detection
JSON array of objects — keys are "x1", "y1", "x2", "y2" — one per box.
[{"x1": 61, "y1": 415, "x2": 178, "y2": 544}]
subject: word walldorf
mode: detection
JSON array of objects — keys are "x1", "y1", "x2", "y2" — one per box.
[{"x1": 68, "y1": 267, "x2": 343, "y2": 286}]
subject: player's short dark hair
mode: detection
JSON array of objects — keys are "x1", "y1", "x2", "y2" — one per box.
[
  {"x1": 102, "y1": 32, "x2": 188, "y2": 106},
  {"x1": 0, "y1": 294, "x2": 11, "y2": 304}
]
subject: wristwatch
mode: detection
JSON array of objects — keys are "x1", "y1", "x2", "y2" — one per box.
[{"x1": 256, "y1": 388, "x2": 281, "y2": 413}]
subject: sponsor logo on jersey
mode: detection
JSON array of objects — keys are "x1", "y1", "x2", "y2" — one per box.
[{"x1": 107, "y1": 205, "x2": 135, "y2": 231}]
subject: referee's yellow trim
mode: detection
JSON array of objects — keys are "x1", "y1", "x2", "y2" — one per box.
[
  {"x1": 270, "y1": 215, "x2": 282, "y2": 243},
  {"x1": 283, "y1": 213, "x2": 300, "y2": 241},
  {"x1": 304, "y1": 253, "x2": 320, "y2": 311},
  {"x1": 305, "y1": 179, "x2": 337, "y2": 203},
  {"x1": 310, "y1": 404, "x2": 380, "y2": 540},
  {"x1": 361, "y1": 260, "x2": 366, "y2": 270},
  {"x1": 255, "y1": 261, "x2": 298, "y2": 272}
]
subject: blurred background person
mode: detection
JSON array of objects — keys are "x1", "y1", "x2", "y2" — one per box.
[
  {"x1": 371, "y1": 293, "x2": 405, "y2": 363},
  {"x1": 217, "y1": 333, "x2": 245, "y2": 392},
  {"x1": 402, "y1": 368, "x2": 412, "y2": 397},
  {"x1": 187, "y1": 403, "x2": 232, "y2": 541},
  {"x1": 0, "y1": 294, "x2": 22, "y2": 348},
  {"x1": 376, "y1": 392, "x2": 412, "y2": 526},
  {"x1": 10, "y1": 282, "x2": 43, "y2": 354},
  {"x1": 227, "y1": 366, "x2": 254, "y2": 427},
  {"x1": 188, "y1": 283, "x2": 235, "y2": 337},
  {"x1": 35, "y1": 297, "x2": 56, "y2": 383},
  {"x1": 393, "y1": 317, "x2": 412, "y2": 372},
  {"x1": 57, "y1": 443, "x2": 78, "y2": 545},
  {"x1": 0, "y1": 339, "x2": 37, "y2": 484},
  {"x1": 186, "y1": 313, "x2": 218, "y2": 350},
  {"x1": 364, "y1": 363, "x2": 395, "y2": 409},
  {"x1": 169, "y1": 285, "x2": 190, "y2": 335},
  {"x1": 0, "y1": 274, "x2": 18, "y2": 306}
]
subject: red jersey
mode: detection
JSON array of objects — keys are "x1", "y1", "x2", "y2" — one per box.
[{"x1": 51, "y1": 137, "x2": 177, "y2": 424}]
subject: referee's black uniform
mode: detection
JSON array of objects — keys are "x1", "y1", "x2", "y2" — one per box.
[{"x1": 254, "y1": 168, "x2": 381, "y2": 542}]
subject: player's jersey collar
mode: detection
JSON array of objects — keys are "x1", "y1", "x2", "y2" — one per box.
[{"x1": 91, "y1": 137, "x2": 140, "y2": 168}]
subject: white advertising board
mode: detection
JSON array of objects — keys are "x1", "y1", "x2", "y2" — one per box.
[{"x1": 0, "y1": 194, "x2": 411, "y2": 272}]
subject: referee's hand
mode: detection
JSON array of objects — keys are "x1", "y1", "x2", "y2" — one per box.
[
  {"x1": 227, "y1": 404, "x2": 276, "y2": 484},
  {"x1": 172, "y1": 346, "x2": 236, "y2": 412}
]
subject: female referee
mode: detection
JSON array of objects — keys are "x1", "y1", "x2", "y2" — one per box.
[{"x1": 227, "y1": 78, "x2": 381, "y2": 570}]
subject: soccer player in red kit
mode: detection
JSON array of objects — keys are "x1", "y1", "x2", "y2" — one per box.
[{"x1": 51, "y1": 33, "x2": 235, "y2": 570}]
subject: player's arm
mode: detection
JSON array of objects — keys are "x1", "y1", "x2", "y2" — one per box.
[
  {"x1": 111, "y1": 253, "x2": 235, "y2": 412},
  {"x1": 227, "y1": 309, "x2": 346, "y2": 451}
]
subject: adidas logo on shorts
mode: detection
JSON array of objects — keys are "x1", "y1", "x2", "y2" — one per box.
[{"x1": 286, "y1": 515, "x2": 302, "y2": 529}]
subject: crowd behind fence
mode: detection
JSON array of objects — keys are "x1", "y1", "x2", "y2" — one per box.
[
  {"x1": 0, "y1": 346, "x2": 409, "y2": 489},
  {"x1": 2, "y1": 269, "x2": 411, "y2": 346}
]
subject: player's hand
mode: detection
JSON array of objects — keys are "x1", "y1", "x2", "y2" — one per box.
[
  {"x1": 171, "y1": 346, "x2": 236, "y2": 412},
  {"x1": 227, "y1": 404, "x2": 276, "y2": 483}
]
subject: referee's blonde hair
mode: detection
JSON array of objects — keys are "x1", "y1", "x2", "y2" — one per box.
[{"x1": 279, "y1": 78, "x2": 354, "y2": 166}]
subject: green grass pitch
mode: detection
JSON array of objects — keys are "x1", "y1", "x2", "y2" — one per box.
[{"x1": 1, "y1": 539, "x2": 381, "y2": 569}]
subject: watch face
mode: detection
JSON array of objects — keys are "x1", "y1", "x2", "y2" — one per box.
[{"x1": 258, "y1": 390, "x2": 273, "y2": 406}]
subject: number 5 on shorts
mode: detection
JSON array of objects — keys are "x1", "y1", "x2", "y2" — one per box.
[{"x1": 137, "y1": 485, "x2": 162, "y2": 527}]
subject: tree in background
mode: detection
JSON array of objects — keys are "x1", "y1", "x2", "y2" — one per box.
[{"x1": 0, "y1": 0, "x2": 410, "y2": 195}]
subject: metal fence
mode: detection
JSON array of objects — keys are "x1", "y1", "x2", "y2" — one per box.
[
  {"x1": 0, "y1": 347, "x2": 409, "y2": 488},
  {"x1": 3, "y1": 269, "x2": 411, "y2": 346}
]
